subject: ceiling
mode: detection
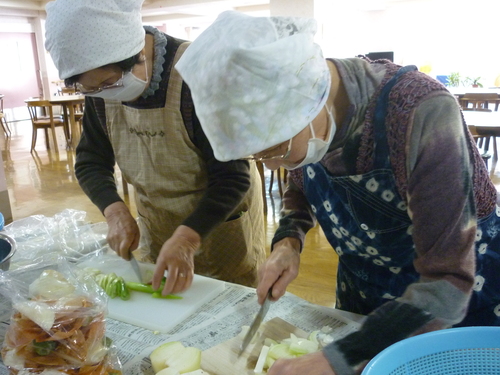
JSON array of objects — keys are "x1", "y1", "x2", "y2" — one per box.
[{"x1": 0, "y1": 0, "x2": 271, "y2": 23}]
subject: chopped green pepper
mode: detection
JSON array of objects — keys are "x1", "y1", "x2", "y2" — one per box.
[{"x1": 32, "y1": 340, "x2": 57, "y2": 356}]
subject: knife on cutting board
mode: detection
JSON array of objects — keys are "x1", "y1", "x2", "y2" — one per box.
[
  {"x1": 130, "y1": 256, "x2": 150, "y2": 284},
  {"x1": 239, "y1": 290, "x2": 272, "y2": 356},
  {"x1": 202, "y1": 317, "x2": 309, "y2": 375}
]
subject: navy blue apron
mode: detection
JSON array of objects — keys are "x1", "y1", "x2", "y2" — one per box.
[{"x1": 303, "y1": 66, "x2": 500, "y2": 325}]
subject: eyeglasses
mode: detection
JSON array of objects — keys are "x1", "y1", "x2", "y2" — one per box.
[
  {"x1": 75, "y1": 71, "x2": 124, "y2": 95},
  {"x1": 241, "y1": 138, "x2": 293, "y2": 162}
]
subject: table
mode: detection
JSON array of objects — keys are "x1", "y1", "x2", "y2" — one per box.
[
  {"x1": 449, "y1": 88, "x2": 500, "y2": 111},
  {"x1": 48, "y1": 95, "x2": 85, "y2": 148},
  {"x1": 0, "y1": 211, "x2": 364, "y2": 375}
]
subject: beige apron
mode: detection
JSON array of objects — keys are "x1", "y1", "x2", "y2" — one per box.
[{"x1": 104, "y1": 43, "x2": 265, "y2": 287}]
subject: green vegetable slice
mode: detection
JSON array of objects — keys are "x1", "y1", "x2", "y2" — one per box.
[
  {"x1": 32, "y1": 340, "x2": 57, "y2": 356},
  {"x1": 83, "y1": 269, "x2": 181, "y2": 300},
  {"x1": 151, "y1": 291, "x2": 183, "y2": 299}
]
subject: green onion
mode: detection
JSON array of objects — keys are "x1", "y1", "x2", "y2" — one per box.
[{"x1": 151, "y1": 291, "x2": 183, "y2": 299}]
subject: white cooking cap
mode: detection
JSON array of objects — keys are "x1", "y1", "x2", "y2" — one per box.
[
  {"x1": 175, "y1": 10, "x2": 330, "y2": 162},
  {"x1": 45, "y1": 0, "x2": 145, "y2": 79}
]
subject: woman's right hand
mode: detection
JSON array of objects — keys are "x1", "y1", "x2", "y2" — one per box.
[
  {"x1": 256, "y1": 237, "x2": 301, "y2": 304},
  {"x1": 103, "y1": 201, "x2": 140, "y2": 260}
]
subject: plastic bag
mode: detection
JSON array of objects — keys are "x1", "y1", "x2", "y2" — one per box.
[
  {"x1": 2, "y1": 209, "x2": 108, "y2": 270},
  {"x1": 0, "y1": 254, "x2": 122, "y2": 375}
]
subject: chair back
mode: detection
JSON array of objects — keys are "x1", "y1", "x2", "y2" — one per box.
[
  {"x1": 0, "y1": 95, "x2": 10, "y2": 136},
  {"x1": 58, "y1": 86, "x2": 76, "y2": 96},
  {"x1": 460, "y1": 93, "x2": 499, "y2": 110},
  {"x1": 26, "y1": 100, "x2": 55, "y2": 122},
  {"x1": 25, "y1": 99, "x2": 68, "y2": 151}
]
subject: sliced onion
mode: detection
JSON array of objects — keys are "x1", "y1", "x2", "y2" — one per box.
[
  {"x1": 254, "y1": 345, "x2": 270, "y2": 374},
  {"x1": 288, "y1": 333, "x2": 319, "y2": 355},
  {"x1": 28, "y1": 270, "x2": 75, "y2": 300}
]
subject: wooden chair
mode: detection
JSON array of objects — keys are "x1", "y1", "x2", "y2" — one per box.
[
  {"x1": 26, "y1": 99, "x2": 69, "y2": 152},
  {"x1": 256, "y1": 162, "x2": 288, "y2": 215},
  {"x1": 468, "y1": 123, "x2": 493, "y2": 167},
  {"x1": 58, "y1": 86, "x2": 84, "y2": 131},
  {"x1": 256, "y1": 161, "x2": 267, "y2": 214},
  {"x1": 57, "y1": 86, "x2": 77, "y2": 96},
  {"x1": 0, "y1": 95, "x2": 11, "y2": 137},
  {"x1": 460, "y1": 93, "x2": 499, "y2": 111}
]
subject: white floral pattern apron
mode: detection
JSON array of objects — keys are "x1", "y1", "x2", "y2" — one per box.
[{"x1": 304, "y1": 66, "x2": 500, "y2": 325}]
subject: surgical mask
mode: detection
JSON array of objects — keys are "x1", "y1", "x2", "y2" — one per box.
[
  {"x1": 285, "y1": 106, "x2": 336, "y2": 170},
  {"x1": 87, "y1": 59, "x2": 148, "y2": 102}
]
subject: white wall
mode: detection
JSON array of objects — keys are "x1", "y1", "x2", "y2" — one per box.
[
  {"x1": 2, "y1": 0, "x2": 500, "y2": 103},
  {"x1": 319, "y1": 0, "x2": 500, "y2": 87},
  {"x1": 154, "y1": 0, "x2": 500, "y2": 88}
]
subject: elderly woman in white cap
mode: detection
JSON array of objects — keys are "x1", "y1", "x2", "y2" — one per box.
[
  {"x1": 176, "y1": 10, "x2": 500, "y2": 375},
  {"x1": 44, "y1": 1, "x2": 266, "y2": 295}
]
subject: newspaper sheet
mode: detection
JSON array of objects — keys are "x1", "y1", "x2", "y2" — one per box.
[{"x1": 0, "y1": 283, "x2": 361, "y2": 375}]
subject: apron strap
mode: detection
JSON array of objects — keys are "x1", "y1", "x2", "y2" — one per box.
[
  {"x1": 373, "y1": 65, "x2": 418, "y2": 168},
  {"x1": 165, "y1": 42, "x2": 191, "y2": 108}
]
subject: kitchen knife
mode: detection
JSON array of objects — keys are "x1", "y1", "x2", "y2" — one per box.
[
  {"x1": 130, "y1": 256, "x2": 149, "y2": 284},
  {"x1": 239, "y1": 290, "x2": 272, "y2": 357}
]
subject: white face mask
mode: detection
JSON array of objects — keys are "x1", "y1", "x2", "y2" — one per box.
[
  {"x1": 285, "y1": 106, "x2": 336, "y2": 170},
  {"x1": 88, "y1": 60, "x2": 148, "y2": 102}
]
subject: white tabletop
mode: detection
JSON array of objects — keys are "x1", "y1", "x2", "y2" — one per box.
[
  {"x1": 463, "y1": 110, "x2": 500, "y2": 127},
  {"x1": 449, "y1": 87, "x2": 500, "y2": 96}
]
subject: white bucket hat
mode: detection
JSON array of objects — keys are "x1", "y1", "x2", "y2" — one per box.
[
  {"x1": 45, "y1": 0, "x2": 145, "y2": 80},
  {"x1": 175, "y1": 10, "x2": 330, "y2": 162}
]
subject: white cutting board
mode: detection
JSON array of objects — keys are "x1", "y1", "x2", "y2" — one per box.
[{"x1": 77, "y1": 252, "x2": 225, "y2": 333}]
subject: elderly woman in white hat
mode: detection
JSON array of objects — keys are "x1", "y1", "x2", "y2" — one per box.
[
  {"x1": 44, "y1": 1, "x2": 266, "y2": 295},
  {"x1": 176, "y1": 10, "x2": 500, "y2": 375}
]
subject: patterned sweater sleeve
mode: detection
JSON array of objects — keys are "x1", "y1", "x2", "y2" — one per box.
[
  {"x1": 271, "y1": 173, "x2": 317, "y2": 251},
  {"x1": 323, "y1": 93, "x2": 478, "y2": 374}
]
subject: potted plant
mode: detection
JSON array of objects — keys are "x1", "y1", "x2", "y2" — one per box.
[
  {"x1": 469, "y1": 77, "x2": 483, "y2": 88},
  {"x1": 463, "y1": 76, "x2": 483, "y2": 88},
  {"x1": 447, "y1": 72, "x2": 461, "y2": 87}
]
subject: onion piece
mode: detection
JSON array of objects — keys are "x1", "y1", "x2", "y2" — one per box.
[
  {"x1": 288, "y1": 333, "x2": 319, "y2": 355},
  {"x1": 267, "y1": 343, "x2": 295, "y2": 360},
  {"x1": 254, "y1": 345, "x2": 270, "y2": 374},
  {"x1": 28, "y1": 270, "x2": 76, "y2": 300},
  {"x1": 14, "y1": 301, "x2": 55, "y2": 332}
]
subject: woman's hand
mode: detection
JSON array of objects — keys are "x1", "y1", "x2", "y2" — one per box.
[
  {"x1": 268, "y1": 351, "x2": 336, "y2": 375},
  {"x1": 104, "y1": 201, "x2": 140, "y2": 259},
  {"x1": 152, "y1": 225, "x2": 201, "y2": 295},
  {"x1": 256, "y1": 237, "x2": 301, "y2": 304}
]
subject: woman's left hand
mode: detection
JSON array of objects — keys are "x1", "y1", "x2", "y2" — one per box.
[
  {"x1": 152, "y1": 225, "x2": 200, "y2": 295},
  {"x1": 267, "y1": 351, "x2": 336, "y2": 375}
]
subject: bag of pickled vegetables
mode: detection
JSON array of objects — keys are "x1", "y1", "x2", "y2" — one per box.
[{"x1": 0, "y1": 254, "x2": 122, "y2": 375}]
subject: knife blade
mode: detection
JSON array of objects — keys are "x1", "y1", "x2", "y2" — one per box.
[
  {"x1": 130, "y1": 256, "x2": 148, "y2": 284},
  {"x1": 239, "y1": 290, "x2": 272, "y2": 356}
]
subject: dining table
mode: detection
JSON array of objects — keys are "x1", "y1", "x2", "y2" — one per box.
[
  {"x1": 449, "y1": 88, "x2": 500, "y2": 111},
  {"x1": 48, "y1": 94, "x2": 85, "y2": 148}
]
